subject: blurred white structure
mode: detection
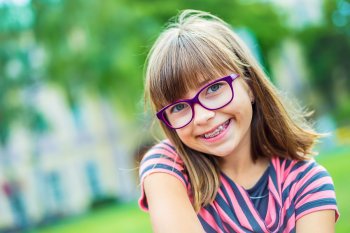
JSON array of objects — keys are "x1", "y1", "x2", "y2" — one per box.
[
  {"x1": 268, "y1": 0, "x2": 324, "y2": 28},
  {"x1": 0, "y1": 84, "x2": 137, "y2": 230}
]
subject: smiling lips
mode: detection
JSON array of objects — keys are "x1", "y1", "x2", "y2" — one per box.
[{"x1": 201, "y1": 119, "x2": 231, "y2": 139}]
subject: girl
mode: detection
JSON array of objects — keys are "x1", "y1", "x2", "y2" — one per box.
[{"x1": 139, "y1": 10, "x2": 339, "y2": 233}]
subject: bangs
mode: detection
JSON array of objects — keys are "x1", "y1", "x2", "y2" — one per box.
[{"x1": 148, "y1": 29, "x2": 240, "y2": 110}]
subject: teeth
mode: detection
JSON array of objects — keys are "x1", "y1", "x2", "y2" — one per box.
[{"x1": 204, "y1": 124, "x2": 226, "y2": 139}]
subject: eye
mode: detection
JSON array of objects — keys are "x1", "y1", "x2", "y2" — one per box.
[
  {"x1": 170, "y1": 103, "x2": 188, "y2": 113},
  {"x1": 207, "y1": 83, "x2": 223, "y2": 94}
]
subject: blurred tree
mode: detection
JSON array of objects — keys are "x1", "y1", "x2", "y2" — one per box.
[
  {"x1": 0, "y1": 2, "x2": 48, "y2": 144},
  {"x1": 34, "y1": 0, "x2": 289, "y2": 107},
  {"x1": 298, "y1": 0, "x2": 350, "y2": 125},
  {"x1": 1, "y1": 0, "x2": 291, "y2": 144}
]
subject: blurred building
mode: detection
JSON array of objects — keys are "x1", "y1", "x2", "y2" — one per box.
[{"x1": 0, "y1": 84, "x2": 137, "y2": 231}]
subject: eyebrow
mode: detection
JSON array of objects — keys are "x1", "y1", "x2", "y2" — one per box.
[
  {"x1": 197, "y1": 77, "x2": 217, "y2": 90},
  {"x1": 198, "y1": 79, "x2": 209, "y2": 87}
]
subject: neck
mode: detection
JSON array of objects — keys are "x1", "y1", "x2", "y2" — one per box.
[
  {"x1": 218, "y1": 130, "x2": 269, "y2": 189},
  {"x1": 219, "y1": 137, "x2": 254, "y2": 175}
]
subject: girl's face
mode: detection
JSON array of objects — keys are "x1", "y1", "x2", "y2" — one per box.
[{"x1": 175, "y1": 75, "x2": 254, "y2": 159}]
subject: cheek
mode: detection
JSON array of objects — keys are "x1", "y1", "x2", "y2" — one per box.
[
  {"x1": 175, "y1": 127, "x2": 203, "y2": 150},
  {"x1": 228, "y1": 95, "x2": 253, "y2": 124},
  {"x1": 176, "y1": 127, "x2": 193, "y2": 142},
  {"x1": 233, "y1": 86, "x2": 254, "y2": 115}
]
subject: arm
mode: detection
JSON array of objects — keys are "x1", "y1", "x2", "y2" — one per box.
[
  {"x1": 296, "y1": 210, "x2": 335, "y2": 233},
  {"x1": 144, "y1": 172, "x2": 205, "y2": 233}
]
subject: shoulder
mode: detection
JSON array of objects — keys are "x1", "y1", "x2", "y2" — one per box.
[
  {"x1": 139, "y1": 139, "x2": 186, "y2": 181},
  {"x1": 271, "y1": 156, "x2": 329, "y2": 181},
  {"x1": 138, "y1": 139, "x2": 191, "y2": 211},
  {"x1": 271, "y1": 156, "x2": 339, "y2": 221},
  {"x1": 140, "y1": 139, "x2": 184, "y2": 166}
]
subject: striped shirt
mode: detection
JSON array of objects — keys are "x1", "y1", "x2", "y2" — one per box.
[{"x1": 139, "y1": 140, "x2": 339, "y2": 233}]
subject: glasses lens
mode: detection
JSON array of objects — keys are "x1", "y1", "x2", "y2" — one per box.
[
  {"x1": 164, "y1": 102, "x2": 192, "y2": 128},
  {"x1": 199, "y1": 80, "x2": 232, "y2": 109}
]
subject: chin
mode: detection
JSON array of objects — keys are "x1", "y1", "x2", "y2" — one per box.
[
  {"x1": 213, "y1": 150, "x2": 234, "y2": 158},
  {"x1": 205, "y1": 145, "x2": 235, "y2": 158}
]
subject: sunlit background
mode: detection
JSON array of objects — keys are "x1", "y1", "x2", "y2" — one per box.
[{"x1": 0, "y1": 0, "x2": 349, "y2": 232}]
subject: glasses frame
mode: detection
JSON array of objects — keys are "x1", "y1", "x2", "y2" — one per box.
[{"x1": 156, "y1": 73, "x2": 240, "y2": 129}]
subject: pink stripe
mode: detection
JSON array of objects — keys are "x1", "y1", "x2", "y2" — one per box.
[
  {"x1": 139, "y1": 153, "x2": 189, "y2": 187},
  {"x1": 281, "y1": 159, "x2": 293, "y2": 182},
  {"x1": 220, "y1": 177, "x2": 253, "y2": 231},
  {"x1": 199, "y1": 207, "x2": 225, "y2": 233},
  {"x1": 292, "y1": 168, "x2": 330, "y2": 189},
  {"x1": 144, "y1": 144, "x2": 178, "y2": 160},
  {"x1": 138, "y1": 142, "x2": 188, "y2": 212},
  {"x1": 213, "y1": 200, "x2": 249, "y2": 232},
  {"x1": 295, "y1": 164, "x2": 324, "y2": 184},
  {"x1": 148, "y1": 140, "x2": 177, "y2": 154},
  {"x1": 295, "y1": 205, "x2": 339, "y2": 222},
  {"x1": 270, "y1": 158, "x2": 283, "y2": 206},
  {"x1": 298, "y1": 175, "x2": 332, "y2": 190},
  {"x1": 294, "y1": 177, "x2": 334, "y2": 203},
  {"x1": 283, "y1": 212, "x2": 296, "y2": 232},
  {"x1": 142, "y1": 169, "x2": 187, "y2": 186},
  {"x1": 151, "y1": 147, "x2": 177, "y2": 158},
  {"x1": 281, "y1": 167, "x2": 333, "y2": 212},
  {"x1": 140, "y1": 156, "x2": 183, "y2": 173},
  {"x1": 295, "y1": 190, "x2": 336, "y2": 209},
  {"x1": 161, "y1": 139, "x2": 179, "y2": 156},
  {"x1": 235, "y1": 184, "x2": 267, "y2": 231},
  {"x1": 281, "y1": 200, "x2": 293, "y2": 221},
  {"x1": 281, "y1": 189, "x2": 336, "y2": 222},
  {"x1": 265, "y1": 194, "x2": 273, "y2": 223},
  {"x1": 271, "y1": 157, "x2": 282, "y2": 194},
  {"x1": 282, "y1": 161, "x2": 312, "y2": 189},
  {"x1": 265, "y1": 193, "x2": 277, "y2": 228},
  {"x1": 268, "y1": 176, "x2": 282, "y2": 207}
]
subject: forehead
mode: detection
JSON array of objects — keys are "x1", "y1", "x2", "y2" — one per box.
[
  {"x1": 149, "y1": 29, "x2": 241, "y2": 109},
  {"x1": 181, "y1": 74, "x2": 228, "y2": 99},
  {"x1": 161, "y1": 71, "x2": 228, "y2": 104}
]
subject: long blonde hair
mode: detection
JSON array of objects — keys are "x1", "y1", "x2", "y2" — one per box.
[{"x1": 144, "y1": 9, "x2": 321, "y2": 212}]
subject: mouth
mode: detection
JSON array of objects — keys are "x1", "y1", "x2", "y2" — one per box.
[{"x1": 200, "y1": 119, "x2": 231, "y2": 139}]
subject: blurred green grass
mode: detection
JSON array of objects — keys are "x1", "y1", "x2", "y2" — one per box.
[
  {"x1": 34, "y1": 202, "x2": 152, "y2": 233},
  {"x1": 32, "y1": 146, "x2": 348, "y2": 233},
  {"x1": 317, "y1": 146, "x2": 349, "y2": 233}
]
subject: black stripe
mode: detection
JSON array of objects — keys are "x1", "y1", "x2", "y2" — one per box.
[
  {"x1": 295, "y1": 184, "x2": 335, "y2": 205},
  {"x1": 221, "y1": 174, "x2": 264, "y2": 232},
  {"x1": 163, "y1": 141, "x2": 177, "y2": 151},
  {"x1": 214, "y1": 194, "x2": 244, "y2": 232},
  {"x1": 280, "y1": 201, "x2": 296, "y2": 230},
  {"x1": 151, "y1": 145, "x2": 177, "y2": 157},
  {"x1": 141, "y1": 153, "x2": 182, "y2": 167},
  {"x1": 203, "y1": 204, "x2": 229, "y2": 233},
  {"x1": 140, "y1": 164, "x2": 186, "y2": 183},
  {"x1": 295, "y1": 198, "x2": 337, "y2": 217},
  {"x1": 282, "y1": 162, "x2": 317, "y2": 203},
  {"x1": 198, "y1": 215, "x2": 218, "y2": 233},
  {"x1": 293, "y1": 171, "x2": 330, "y2": 203}
]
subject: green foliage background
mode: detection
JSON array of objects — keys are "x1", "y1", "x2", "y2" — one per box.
[
  {"x1": 1, "y1": 0, "x2": 349, "y2": 144},
  {"x1": 1, "y1": 0, "x2": 349, "y2": 232}
]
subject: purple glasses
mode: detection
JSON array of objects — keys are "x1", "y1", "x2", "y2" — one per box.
[{"x1": 156, "y1": 74, "x2": 240, "y2": 129}]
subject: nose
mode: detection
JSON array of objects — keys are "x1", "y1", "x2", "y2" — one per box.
[{"x1": 192, "y1": 104, "x2": 215, "y2": 125}]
